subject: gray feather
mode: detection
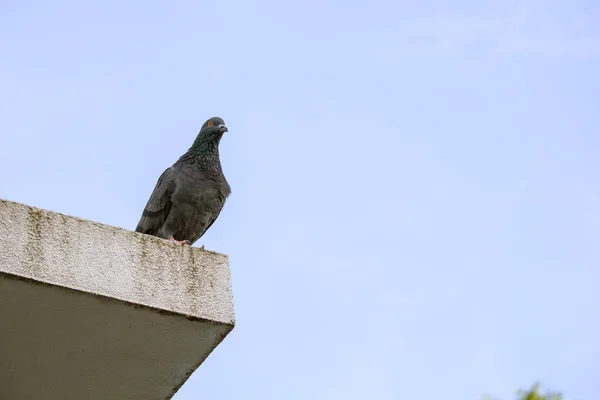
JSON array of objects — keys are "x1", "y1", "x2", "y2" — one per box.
[
  {"x1": 135, "y1": 117, "x2": 231, "y2": 246},
  {"x1": 135, "y1": 167, "x2": 176, "y2": 236}
]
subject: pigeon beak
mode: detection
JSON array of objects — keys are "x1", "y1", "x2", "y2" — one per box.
[{"x1": 219, "y1": 124, "x2": 228, "y2": 133}]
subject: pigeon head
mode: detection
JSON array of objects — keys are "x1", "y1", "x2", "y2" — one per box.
[
  {"x1": 200, "y1": 117, "x2": 228, "y2": 139},
  {"x1": 180, "y1": 116, "x2": 229, "y2": 163}
]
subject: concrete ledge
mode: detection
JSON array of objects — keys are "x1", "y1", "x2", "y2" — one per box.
[{"x1": 0, "y1": 198, "x2": 235, "y2": 399}]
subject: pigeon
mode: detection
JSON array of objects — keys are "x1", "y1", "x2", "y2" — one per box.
[{"x1": 135, "y1": 116, "x2": 231, "y2": 247}]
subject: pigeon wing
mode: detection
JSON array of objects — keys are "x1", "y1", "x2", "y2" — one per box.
[{"x1": 135, "y1": 166, "x2": 177, "y2": 236}]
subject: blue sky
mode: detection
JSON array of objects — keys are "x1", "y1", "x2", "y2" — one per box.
[{"x1": 1, "y1": 0, "x2": 599, "y2": 399}]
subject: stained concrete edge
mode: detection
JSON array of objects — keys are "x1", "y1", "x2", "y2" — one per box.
[{"x1": 0, "y1": 198, "x2": 236, "y2": 326}]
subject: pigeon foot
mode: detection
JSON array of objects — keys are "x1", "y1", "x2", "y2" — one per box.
[{"x1": 169, "y1": 237, "x2": 190, "y2": 246}]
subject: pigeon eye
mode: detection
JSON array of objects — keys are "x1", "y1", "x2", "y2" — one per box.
[{"x1": 207, "y1": 121, "x2": 213, "y2": 127}]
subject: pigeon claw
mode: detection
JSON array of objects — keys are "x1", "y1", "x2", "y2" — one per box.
[{"x1": 169, "y1": 237, "x2": 190, "y2": 246}]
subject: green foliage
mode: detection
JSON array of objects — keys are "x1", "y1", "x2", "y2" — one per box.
[
  {"x1": 516, "y1": 383, "x2": 562, "y2": 400},
  {"x1": 483, "y1": 382, "x2": 563, "y2": 400}
]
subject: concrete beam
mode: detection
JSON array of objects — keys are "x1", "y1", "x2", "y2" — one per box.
[{"x1": 0, "y1": 198, "x2": 235, "y2": 400}]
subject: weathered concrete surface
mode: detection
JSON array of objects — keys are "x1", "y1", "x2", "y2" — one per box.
[{"x1": 0, "y1": 198, "x2": 235, "y2": 400}]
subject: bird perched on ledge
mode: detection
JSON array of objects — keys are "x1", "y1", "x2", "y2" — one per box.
[{"x1": 135, "y1": 117, "x2": 231, "y2": 247}]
